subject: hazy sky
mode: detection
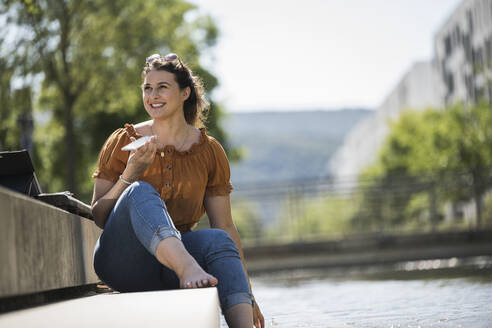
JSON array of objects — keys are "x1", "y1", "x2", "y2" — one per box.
[{"x1": 189, "y1": 0, "x2": 463, "y2": 112}]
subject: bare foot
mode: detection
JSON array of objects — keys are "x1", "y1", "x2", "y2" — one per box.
[
  {"x1": 154, "y1": 237, "x2": 218, "y2": 289},
  {"x1": 179, "y1": 262, "x2": 218, "y2": 289}
]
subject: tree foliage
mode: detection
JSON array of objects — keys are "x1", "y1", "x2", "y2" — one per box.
[
  {"x1": 275, "y1": 195, "x2": 356, "y2": 240},
  {"x1": 0, "y1": 0, "x2": 229, "y2": 202},
  {"x1": 357, "y1": 102, "x2": 492, "y2": 229}
]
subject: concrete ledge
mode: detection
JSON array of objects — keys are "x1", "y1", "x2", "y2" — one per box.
[
  {"x1": 246, "y1": 242, "x2": 492, "y2": 273},
  {"x1": 0, "y1": 186, "x2": 101, "y2": 298},
  {"x1": 0, "y1": 288, "x2": 220, "y2": 328},
  {"x1": 244, "y1": 230, "x2": 492, "y2": 274}
]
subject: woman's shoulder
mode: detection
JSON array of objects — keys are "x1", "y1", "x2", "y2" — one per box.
[
  {"x1": 205, "y1": 134, "x2": 225, "y2": 151},
  {"x1": 100, "y1": 123, "x2": 147, "y2": 151},
  {"x1": 195, "y1": 128, "x2": 220, "y2": 150},
  {"x1": 203, "y1": 131, "x2": 229, "y2": 161},
  {"x1": 124, "y1": 121, "x2": 152, "y2": 138},
  {"x1": 103, "y1": 127, "x2": 129, "y2": 145}
]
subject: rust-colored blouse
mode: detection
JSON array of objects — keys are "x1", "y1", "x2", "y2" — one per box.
[{"x1": 92, "y1": 124, "x2": 233, "y2": 232}]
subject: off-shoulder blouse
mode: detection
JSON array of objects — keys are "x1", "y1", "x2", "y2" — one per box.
[{"x1": 92, "y1": 124, "x2": 233, "y2": 232}]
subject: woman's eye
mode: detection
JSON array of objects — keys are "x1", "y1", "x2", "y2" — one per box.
[
  {"x1": 144, "y1": 86, "x2": 151, "y2": 91},
  {"x1": 159, "y1": 85, "x2": 167, "y2": 89}
]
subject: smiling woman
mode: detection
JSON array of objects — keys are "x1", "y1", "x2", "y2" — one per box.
[
  {"x1": 142, "y1": 71, "x2": 189, "y2": 124},
  {"x1": 141, "y1": 54, "x2": 208, "y2": 128},
  {"x1": 90, "y1": 54, "x2": 264, "y2": 328}
]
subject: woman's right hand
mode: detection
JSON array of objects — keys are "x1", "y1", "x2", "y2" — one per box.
[{"x1": 122, "y1": 136, "x2": 157, "y2": 181}]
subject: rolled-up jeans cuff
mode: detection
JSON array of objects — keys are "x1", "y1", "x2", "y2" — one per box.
[
  {"x1": 221, "y1": 292, "x2": 253, "y2": 312},
  {"x1": 149, "y1": 225, "x2": 182, "y2": 255}
]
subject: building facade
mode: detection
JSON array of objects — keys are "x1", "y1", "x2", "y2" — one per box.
[
  {"x1": 328, "y1": 61, "x2": 442, "y2": 182},
  {"x1": 434, "y1": 0, "x2": 492, "y2": 105},
  {"x1": 329, "y1": 0, "x2": 492, "y2": 182}
]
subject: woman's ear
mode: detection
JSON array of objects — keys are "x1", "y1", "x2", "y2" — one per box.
[{"x1": 182, "y1": 86, "x2": 191, "y2": 101}]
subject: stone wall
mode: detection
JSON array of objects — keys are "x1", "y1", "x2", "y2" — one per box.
[{"x1": 0, "y1": 186, "x2": 101, "y2": 298}]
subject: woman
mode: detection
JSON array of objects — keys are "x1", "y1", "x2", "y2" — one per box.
[{"x1": 91, "y1": 53, "x2": 264, "y2": 328}]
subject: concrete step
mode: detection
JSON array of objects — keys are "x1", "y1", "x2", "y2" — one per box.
[
  {"x1": 0, "y1": 288, "x2": 220, "y2": 328},
  {"x1": 0, "y1": 186, "x2": 101, "y2": 298}
]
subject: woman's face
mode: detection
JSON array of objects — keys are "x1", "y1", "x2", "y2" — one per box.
[{"x1": 142, "y1": 70, "x2": 189, "y2": 120}]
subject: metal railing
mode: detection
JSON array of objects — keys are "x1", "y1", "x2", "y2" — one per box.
[{"x1": 229, "y1": 170, "x2": 492, "y2": 245}]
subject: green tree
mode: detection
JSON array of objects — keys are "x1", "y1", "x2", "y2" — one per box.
[
  {"x1": 355, "y1": 109, "x2": 440, "y2": 230},
  {"x1": 358, "y1": 102, "x2": 492, "y2": 230},
  {"x1": 444, "y1": 102, "x2": 492, "y2": 226},
  {"x1": 0, "y1": 53, "x2": 17, "y2": 149},
  {"x1": 1, "y1": 0, "x2": 228, "y2": 202}
]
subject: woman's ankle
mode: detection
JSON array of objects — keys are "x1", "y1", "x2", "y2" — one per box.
[
  {"x1": 155, "y1": 236, "x2": 193, "y2": 272},
  {"x1": 224, "y1": 303, "x2": 253, "y2": 328}
]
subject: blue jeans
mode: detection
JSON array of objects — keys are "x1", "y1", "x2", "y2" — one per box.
[{"x1": 93, "y1": 181, "x2": 253, "y2": 311}]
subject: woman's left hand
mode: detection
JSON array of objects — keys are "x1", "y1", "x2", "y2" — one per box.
[{"x1": 253, "y1": 299, "x2": 264, "y2": 328}]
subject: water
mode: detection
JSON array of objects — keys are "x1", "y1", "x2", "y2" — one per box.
[{"x1": 221, "y1": 258, "x2": 492, "y2": 328}]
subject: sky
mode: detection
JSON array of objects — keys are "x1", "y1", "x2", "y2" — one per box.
[{"x1": 189, "y1": 0, "x2": 463, "y2": 112}]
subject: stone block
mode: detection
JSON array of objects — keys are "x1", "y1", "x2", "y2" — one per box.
[{"x1": 0, "y1": 186, "x2": 101, "y2": 297}]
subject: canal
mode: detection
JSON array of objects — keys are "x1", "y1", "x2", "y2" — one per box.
[{"x1": 221, "y1": 256, "x2": 492, "y2": 327}]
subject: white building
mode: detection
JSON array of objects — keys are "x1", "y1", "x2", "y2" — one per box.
[
  {"x1": 329, "y1": 0, "x2": 492, "y2": 182},
  {"x1": 434, "y1": 0, "x2": 492, "y2": 105},
  {"x1": 328, "y1": 61, "x2": 442, "y2": 182}
]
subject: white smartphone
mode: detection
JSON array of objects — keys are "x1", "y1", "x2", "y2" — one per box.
[{"x1": 121, "y1": 136, "x2": 154, "y2": 151}]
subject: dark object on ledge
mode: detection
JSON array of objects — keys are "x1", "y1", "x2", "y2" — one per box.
[
  {"x1": 34, "y1": 191, "x2": 92, "y2": 220},
  {"x1": 0, "y1": 150, "x2": 93, "y2": 220},
  {"x1": 35, "y1": 191, "x2": 93, "y2": 220},
  {"x1": 0, "y1": 150, "x2": 41, "y2": 196}
]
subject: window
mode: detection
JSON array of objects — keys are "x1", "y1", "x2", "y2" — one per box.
[
  {"x1": 485, "y1": 38, "x2": 492, "y2": 68},
  {"x1": 445, "y1": 36, "x2": 452, "y2": 56},
  {"x1": 447, "y1": 73, "x2": 454, "y2": 93},
  {"x1": 467, "y1": 10, "x2": 473, "y2": 32}
]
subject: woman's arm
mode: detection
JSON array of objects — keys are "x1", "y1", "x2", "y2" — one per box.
[
  {"x1": 91, "y1": 177, "x2": 129, "y2": 229},
  {"x1": 91, "y1": 136, "x2": 157, "y2": 229},
  {"x1": 204, "y1": 194, "x2": 264, "y2": 328},
  {"x1": 204, "y1": 195, "x2": 250, "y2": 286}
]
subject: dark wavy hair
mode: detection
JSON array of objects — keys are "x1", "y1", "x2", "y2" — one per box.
[{"x1": 142, "y1": 56, "x2": 209, "y2": 128}]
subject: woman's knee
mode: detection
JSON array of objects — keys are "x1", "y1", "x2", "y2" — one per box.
[
  {"x1": 205, "y1": 228, "x2": 239, "y2": 256},
  {"x1": 125, "y1": 180, "x2": 157, "y2": 197},
  {"x1": 115, "y1": 181, "x2": 158, "y2": 209}
]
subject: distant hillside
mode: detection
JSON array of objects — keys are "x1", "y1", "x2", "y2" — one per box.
[{"x1": 222, "y1": 109, "x2": 371, "y2": 186}]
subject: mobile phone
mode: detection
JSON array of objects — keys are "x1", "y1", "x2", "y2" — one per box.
[{"x1": 121, "y1": 136, "x2": 154, "y2": 151}]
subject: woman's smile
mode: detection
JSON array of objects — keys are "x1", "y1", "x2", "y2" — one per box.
[{"x1": 150, "y1": 102, "x2": 166, "y2": 108}]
